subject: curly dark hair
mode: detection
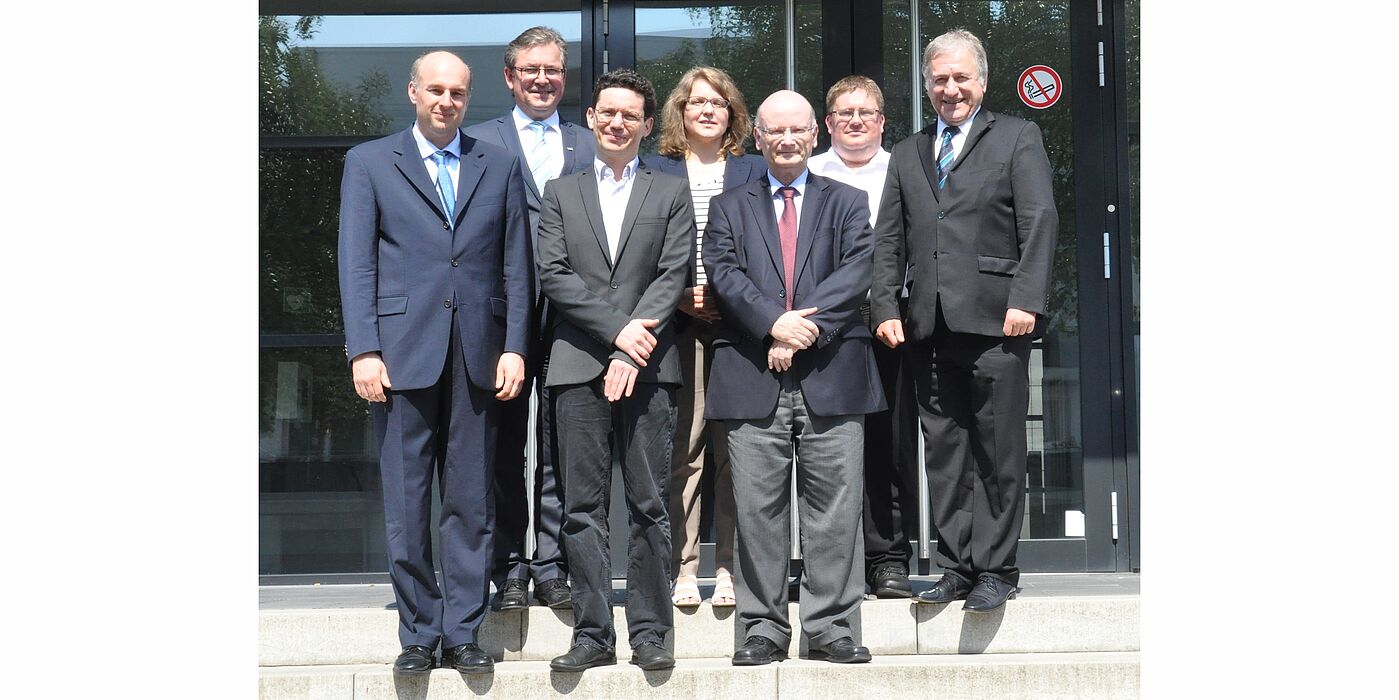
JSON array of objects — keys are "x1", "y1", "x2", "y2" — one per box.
[{"x1": 592, "y1": 68, "x2": 657, "y2": 120}]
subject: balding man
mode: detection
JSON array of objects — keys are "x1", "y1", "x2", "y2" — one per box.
[
  {"x1": 704, "y1": 90, "x2": 884, "y2": 666},
  {"x1": 338, "y1": 50, "x2": 531, "y2": 675}
]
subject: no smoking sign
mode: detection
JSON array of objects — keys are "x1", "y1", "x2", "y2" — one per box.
[{"x1": 1017, "y1": 65, "x2": 1062, "y2": 109}]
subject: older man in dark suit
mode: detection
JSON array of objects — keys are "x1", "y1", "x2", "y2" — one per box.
[
  {"x1": 703, "y1": 90, "x2": 885, "y2": 667},
  {"x1": 464, "y1": 25, "x2": 596, "y2": 614},
  {"x1": 536, "y1": 69, "x2": 693, "y2": 673},
  {"x1": 337, "y1": 50, "x2": 531, "y2": 675},
  {"x1": 872, "y1": 29, "x2": 1057, "y2": 613}
]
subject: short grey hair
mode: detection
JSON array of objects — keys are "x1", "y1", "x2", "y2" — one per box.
[
  {"x1": 505, "y1": 26, "x2": 568, "y2": 68},
  {"x1": 921, "y1": 29, "x2": 988, "y2": 86}
]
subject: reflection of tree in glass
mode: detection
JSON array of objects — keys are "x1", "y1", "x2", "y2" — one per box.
[{"x1": 259, "y1": 15, "x2": 392, "y2": 433}]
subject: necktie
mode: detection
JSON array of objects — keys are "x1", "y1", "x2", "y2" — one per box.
[
  {"x1": 432, "y1": 150, "x2": 456, "y2": 218},
  {"x1": 936, "y1": 125, "x2": 959, "y2": 189},
  {"x1": 527, "y1": 121, "x2": 556, "y2": 194},
  {"x1": 778, "y1": 186, "x2": 798, "y2": 310}
]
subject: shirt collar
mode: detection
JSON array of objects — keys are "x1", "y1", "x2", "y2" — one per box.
[
  {"x1": 411, "y1": 122, "x2": 461, "y2": 159},
  {"x1": 766, "y1": 168, "x2": 810, "y2": 195},
  {"x1": 512, "y1": 105, "x2": 561, "y2": 132},
  {"x1": 817, "y1": 147, "x2": 889, "y2": 173},
  {"x1": 935, "y1": 106, "x2": 981, "y2": 141},
  {"x1": 595, "y1": 156, "x2": 640, "y2": 183}
]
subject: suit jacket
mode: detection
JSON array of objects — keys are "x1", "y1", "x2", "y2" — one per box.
[
  {"x1": 870, "y1": 109, "x2": 1057, "y2": 341},
  {"x1": 649, "y1": 152, "x2": 768, "y2": 288},
  {"x1": 702, "y1": 172, "x2": 887, "y2": 420},
  {"x1": 337, "y1": 127, "x2": 533, "y2": 392},
  {"x1": 536, "y1": 159, "x2": 694, "y2": 388}
]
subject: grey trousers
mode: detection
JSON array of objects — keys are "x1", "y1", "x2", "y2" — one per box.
[{"x1": 726, "y1": 377, "x2": 865, "y2": 649}]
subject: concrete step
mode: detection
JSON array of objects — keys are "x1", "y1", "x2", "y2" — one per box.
[
  {"x1": 260, "y1": 595, "x2": 1138, "y2": 666},
  {"x1": 259, "y1": 652, "x2": 1140, "y2": 699}
]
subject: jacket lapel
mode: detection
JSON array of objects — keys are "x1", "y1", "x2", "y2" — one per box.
[
  {"x1": 724, "y1": 156, "x2": 753, "y2": 189},
  {"x1": 914, "y1": 127, "x2": 941, "y2": 203},
  {"x1": 495, "y1": 117, "x2": 542, "y2": 201},
  {"x1": 452, "y1": 132, "x2": 487, "y2": 228},
  {"x1": 793, "y1": 174, "x2": 830, "y2": 290},
  {"x1": 393, "y1": 129, "x2": 448, "y2": 219},
  {"x1": 561, "y1": 122, "x2": 582, "y2": 177},
  {"x1": 611, "y1": 164, "x2": 653, "y2": 271},
  {"x1": 951, "y1": 109, "x2": 994, "y2": 171},
  {"x1": 744, "y1": 180, "x2": 786, "y2": 283},
  {"x1": 577, "y1": 170, "x2": 611, "y2": 266}
]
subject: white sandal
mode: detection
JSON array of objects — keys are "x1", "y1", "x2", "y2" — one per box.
[
  {"x1": 672, "y1": 575, "x2": 701, "y2": 608},
  {"x1": 711, "y1": 570, "x2": 736, "y2": 607}
]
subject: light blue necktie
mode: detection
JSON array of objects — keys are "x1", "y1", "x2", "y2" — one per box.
[
  {"x1": 432, "y1": 150, "x2": 456, "y2": 218},
  {"x1": 936, "y1": 125, "x2": 959, "y2": 189},
  {"x1": 527, "y1": 121, "x2": 557, "y2": 194}
]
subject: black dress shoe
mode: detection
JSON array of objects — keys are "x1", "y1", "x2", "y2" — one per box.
[
  {"x1": 534, "y1": 578, "x2": 573, "y2": 609},
  {"x1": 393, "y1": 645, "x2": 436, "y2": 674},
  {"x1": 962, "y1": 575, "x2": 1019, "y2": 613},
  {"x1": 870, "y1": 563, "x2": 912, "y2": 599},
  {"x1": 490, "y1": 578, "x2": 529, "y2": 611},
  {"x1": 630, "y1": 642, "x2": 675, "y2": 670},
  {"x1": 550, "y1": 644, "x2": 617, "y2": 672},
  {"x1": 914, "y1": 574, "x2": 973, "y2": 604},
  {"x1": 732, "y1": 635, "x2": 787, "y2": 666},
  {"x1": 442, "y1": 643, "x2": 494, "y2": 674},
  {"x1": 807, "y1": 637, "x2": 872, "y2": 664}
]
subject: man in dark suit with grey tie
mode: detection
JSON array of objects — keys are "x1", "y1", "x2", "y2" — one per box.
[
  {"x1": 872, "y1": 29, "x2": 1057, "y2": 613},
  {"x1": 337, "y1": 50, "x2": 532, "y2": 675},
  {"x1": 536, "y1": 69, "x2": 693, "y2": 673},
  {"x1": 703, "y1": 90, "x2": 885, "y2": 667},
  {"x1": 464, "y1": 26, "x2": 596, "y2": 612}
]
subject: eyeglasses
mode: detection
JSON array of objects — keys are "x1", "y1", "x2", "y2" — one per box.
[
  {"x1": 756, "y1": 125, "x2": 816, "y2": 139},
  {"x1": 829, "y1": 108, "x2": 882, "y2": 122},
  {"x1": 594, "y1": 108, "x2": 644, "y2": 125},
  {"x1": 684, "y1": 96, "x2": 730, "y2": 110},
  {"x1": 512, "y1": 65, "x2": 565, "y2": 79}
]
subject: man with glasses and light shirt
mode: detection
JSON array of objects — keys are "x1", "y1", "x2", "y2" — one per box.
[
  {"x1": 536, "y1": 69, "x2": 693, "y2": 673},
  {"x1": 809, "y1": 76, "x2": 917, "y2": 601},
  {"x1": 703, "y1": 90, "x2": 885, "y2": 667},
  {"x1": 465, "y1": 26, "x2": 596, "y2": 613}
]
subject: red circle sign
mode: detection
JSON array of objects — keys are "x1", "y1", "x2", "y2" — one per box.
[{"x1": 1017, "y1": 65, "x2": 1062, "y2": 109}]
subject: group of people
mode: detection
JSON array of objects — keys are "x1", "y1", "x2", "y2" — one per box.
[{"x1": 336, "y1": 25, "x2": 1056, "y2": 676}]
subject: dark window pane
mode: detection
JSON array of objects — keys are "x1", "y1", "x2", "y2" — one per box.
[{"x1": 260, "y1": 148, "x2": 347, "y2": 336}]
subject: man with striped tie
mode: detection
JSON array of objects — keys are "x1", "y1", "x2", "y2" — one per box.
[
  {"x1": 465, "y1": 26, "x2": 596, "y2": 613},
  {"x1": 871, "y1": 29, "x2": 1057, "y2": 614}
]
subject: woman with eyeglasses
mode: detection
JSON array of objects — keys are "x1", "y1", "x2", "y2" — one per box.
[{"x1": 651, "y1": 66, "x2": 767, "y2": 610}]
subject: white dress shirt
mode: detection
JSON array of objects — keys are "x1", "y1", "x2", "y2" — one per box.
[
  {"x1": 808, "y1": 147, "x2": 890, "y2": 226},
  {"x1": 766, "y1": 169, "x2": 810, "y2": 232},
  {"x1": 411, "y1": 122, "x2": 461, "y2": 207},
  {"x1": 596, "y1": 156, "x2": 640, "y2": 264},
  {"x1": 513, "y1": 106, "x2": 564, "y2": 185}
]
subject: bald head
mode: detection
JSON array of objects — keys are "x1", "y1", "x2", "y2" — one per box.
[
  {"x1": 408, "y1": 51, "x2": 471, "y2": 148},
  {"x1": 754, "y1": 90, "x2": 817, "y2": 185}
]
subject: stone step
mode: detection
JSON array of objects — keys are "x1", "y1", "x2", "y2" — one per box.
[
  {"x1": 260, "y1": 595, "x2": 1138, "y2": 667},
  {"x1": 259, "y1": 652, "x2": 1140, "y2": 699}
]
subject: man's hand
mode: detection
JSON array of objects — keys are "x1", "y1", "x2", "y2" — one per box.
[
  {"x1": 494, "y1": 352, "x2": 526, "y2": 400},
  {"x1": 351, "y1": 352, "x2": 392, "y2": 402},
  {"x1": 691, "y1": 284, "x2": 721, "y2": 322},
  {"x1": 603, "y1": 359, "x2": 640, "y2": 402},
  {"x1": 875, "y1": 319, "x2": 906, "y2": 348},
  {"x1": 613, "y1": 318, "x2": 660, "y2": 367},
  {"x1": 769, "y1": 307, "x2": 819, "y2": 348},
  {"x1": 767, "y1": 339, "x2": 798, "y2": 372},
  {"x1": 1003, "y1": 308, "x2": 1036, "y2": 336}
]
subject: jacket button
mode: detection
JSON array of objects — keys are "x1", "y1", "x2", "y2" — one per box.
[
  {"x1": 451, "y1": 259, "x2": 459, "y2": 267},
  {"x1": 778, "y1": 290, "x2": 786, "y2": 298},
  {"x1": 444, "y1": 300, "x2": 452, "y2": 308},
  {"x1": 931, "y1": 251, "x2": 938, "y2": 258},
  {"x1": 442, "y1": 221, "x2": 450, "y2": 230},
  {"x1": 610, "y1": 282, "x2": 619, "y2": 289},
  {"x1": 937, "y1": 211, "x2": 946, "y2": 219}
]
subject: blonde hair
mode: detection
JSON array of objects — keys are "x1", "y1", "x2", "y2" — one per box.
[{"x1": 657, "y1": 66, "x2": 752, "y2": 158}]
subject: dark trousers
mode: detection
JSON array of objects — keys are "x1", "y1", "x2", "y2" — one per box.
[
  {"x1": 373, "y1": 312, "x2": 496, "y2": 649},
  {"x1": 861, "y1": 301, "x2": 920, "y2": 582},
  {"x1": 554, "y1": 380, "x2": 676, "y2": 650},
  {"x1": 492, "y1": 367, "x2": 567, "y2": 586},
  {"x1": 907, "y1": 305, "x2": 1031, "y2": 587}
]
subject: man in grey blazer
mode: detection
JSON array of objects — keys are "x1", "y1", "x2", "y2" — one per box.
[
  {"x1": 537, "y1": 69, "x2": 693, "y2": 673},
  {"x1": 463, "y1": 25, "x2": 596, "y2": 614},
  {"x1": 872, "y1": 30, "x2": 1057, "y2": 613},
  {"x1": 704, "y1": 90, "x2": 885, "y2": 667}
]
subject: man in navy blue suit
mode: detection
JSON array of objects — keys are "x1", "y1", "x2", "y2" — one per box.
[
  {"x1": 337, "y1": 50, "x2": 532, "y2": 676},
  {"x1": 463, "y1": 26, "x2": 595, "y2": 613}
]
